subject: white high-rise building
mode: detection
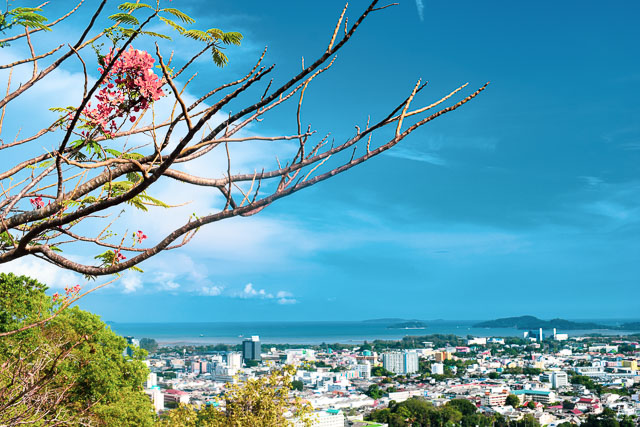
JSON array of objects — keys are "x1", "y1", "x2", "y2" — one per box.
[
  {"x1": 431, "y1": 362, "x2": 444, "y2": 375},
  {"x1": 356, "y1": 361, "x2": 371, "y2": 379},
  {"x1": 227, "y1": 352, "x2": 242, "y2": 370},
  {"x1": 146, "y1": 372, "x2": 157, "y2": 388},
  {"x1": 551, "y1": 371, "x2": 568, "y2": 389},
  {"x1": 382, "y1": 351, "x2": 419, "y2": 375}
]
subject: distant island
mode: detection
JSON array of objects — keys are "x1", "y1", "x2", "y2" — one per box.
[
  {"x1": 387, "y1": 320, "x2": 427, "y2": 329},
  {"x1": 474, "y1": 315, "x2": 640, "y2": 331}
]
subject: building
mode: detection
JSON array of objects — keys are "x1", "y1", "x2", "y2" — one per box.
[
  {"x1": 468, "y1": 337, "x2": 487, "y2": 346},
  {"x1": 123, "y1": 336, "x2": 140, "y2": 357},
  {"x1": 513, "y1": 389, "x2": 556, "y2": 405},
  {"x1": 191, "y1": 360, "x2": 207, "y2": 374},
  {"x1": 435, "y1": 351, "x2": 452, "y2": 362},
  {"x1": 145, "y1": 386, "x2": 164, "y2": 412},
  {"x1": 550, "y1": 371, "x2": 568, "y2": 389},
  {"x1": 524, "y1": 329, "x2": 544, "y2": 342},
  {"x1": 145, "y1": 372, "x2": 157, "y2": 388},
  {"x1": 574, "y1": 366, "x2": 605, "y2": 377},
  {"x1": 226, "y1": 352, "x2": 242, "y2": 370},
  {"x1": 242, "y1": 336, "x2": 261, "y2": 362},
  {"x1": 431, "y1": 362, "x2": 444, "y2": 375},
  {"x1": 356, "y1": 361, "x2": 371, "y2": 379},
  {"x1": 382, "y1": 351, "x2": 419, "y2": 375},
  {"x1": 164, "y1": 389, "x2": 190, "y2": 405},
  {"x1": 285, "y1": 349, "x2": 317, "y2": 365},
  {"x1": 480, "y1": 388, "x2": 509, "y2": 407},
  {"x1": 294, "y1": 409, "x2": 345, "y2": 427}
]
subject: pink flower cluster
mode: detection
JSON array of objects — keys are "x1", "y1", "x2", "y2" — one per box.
[
  {"x1": 134, "y1": 230, "x2": 147, "y2": 244},
  {"x1": 81, "y1": 46, "x2": 164, "y2": 136},
  {"x1": 114, "y1": 250, "x2": 127, "y2": 262},
  {"x1": 52, "y1": 284, "x2": 82, "y2": 303},
  {"x1": 30, "y1": 196, "x2": 44, "y2": 209}
]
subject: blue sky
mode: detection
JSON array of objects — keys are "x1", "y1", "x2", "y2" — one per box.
[{"x1": 1, "y1": 0, "x2": 639, "y2": 321}]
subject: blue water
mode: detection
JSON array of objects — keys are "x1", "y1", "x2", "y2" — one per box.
[{"x1": 108, "y1": 320, "x2": 638, "y2": 346}]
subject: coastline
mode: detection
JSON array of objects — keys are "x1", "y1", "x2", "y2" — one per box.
[{"x1": 108, "y1": 320, "x2": 640, "y2": 347}]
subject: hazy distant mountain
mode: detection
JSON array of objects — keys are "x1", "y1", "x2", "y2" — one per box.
[
  {"x1": 474, "y1": 315, "x2": 609, "y2": 330},
  {"x1": 619, "y1": 322, "x2": 640, "y2": 330},
  {"x1": 362, "y1": 318, "x2": 409, "y2": 324}
]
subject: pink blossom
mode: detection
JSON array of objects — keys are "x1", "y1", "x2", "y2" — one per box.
[
  {"x1": 76, "y1": 46, "x2": 164, "y2": 137},
  {"x1": 30, "y1": 196, "x2": 44, "y2": 209},
  {"x1": 115, "y1": 250, "x2": 127, "y2": 262},
  {"x1": 52, "y1": 292, "x2": 60, "y2": 302},
  {"x1": 135, "y1": 230, "x2": 147, "y2": 244}
]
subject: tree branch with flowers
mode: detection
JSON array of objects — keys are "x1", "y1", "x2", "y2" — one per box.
[{"x1": 0, "y1": 1, "x2": 487, "y2": 303}]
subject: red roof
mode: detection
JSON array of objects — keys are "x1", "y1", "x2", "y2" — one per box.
[
  {"x1": 578, "y1": 397, "x2": 598, "y2": 404},
  {"x1": 166, "y1": 389, "x2": 188, "y2": 395},
  {"x1": 571, "y1": 409, "x2": 583, "y2": 415}
]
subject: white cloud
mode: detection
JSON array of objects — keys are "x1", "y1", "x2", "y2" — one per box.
[
  {"x1": 238, "y1": 283, "x2": 273, "y2": 299},
  {"x1": 0, "y1": 257, "x2": 80, "y2": 289},
  {"x1": 415, "y1": 0, "x2": 425, "y2": 22},
  {"x1": 122, "y1": 274, "x2": 143, "y2": 294},
  {"x1": 276, "y1": 290, "x2": 293, "y2": 298},
  {"x1": 385, "y1": 146, "x2": 446, "y2": 165},
  {"x1": 200, "y1": 285, "x2": 224, "y2": 296},
  {"x1": 159, "y1": 281, "x2": 181, "y2": 291},
  {"x1": 277, "y1": 297, "x2": 298, "y2": 305}
]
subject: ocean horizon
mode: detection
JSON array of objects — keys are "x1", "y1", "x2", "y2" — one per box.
[{"x1": 108, "y1": 319, "x2": 640, "y2": 346}]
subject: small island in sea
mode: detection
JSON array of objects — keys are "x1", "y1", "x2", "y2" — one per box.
[{"x1": 387, "y1": 320, "x2": 427, "y2": 329}]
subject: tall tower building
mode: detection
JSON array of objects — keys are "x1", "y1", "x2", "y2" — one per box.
[{"x1": 242, "y1": 335, "x2": 261, "y2": 362}]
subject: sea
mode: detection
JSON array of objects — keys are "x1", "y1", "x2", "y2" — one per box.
[{"x1": 108, "y1": 319, "x2": 639, "y2": 347}]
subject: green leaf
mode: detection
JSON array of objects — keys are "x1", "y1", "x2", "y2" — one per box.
[
  {"x1": 206, "y1": 28, "x2": 224, "y2": 39},
  {"x1": 139, "y1": 30, "x2": 172, "y2": 40},
  {"x1": 105, "y1": 148, "x2": 122, "y2": 158},
  {"x1": 160, "y1": 8, "x2": 195, "y2": 24},
  {"x1": 222, "y1": 31, "x2": 243, "y2": 46},
  {"x1": 182, "y1": 29, "x2": 210, "y2": 42},
  {"x1": 109, "y1": 13, "x2": 140, "y2": 26},
  {"x1": 211, "y1": 48, "x2": 228, "y2": 67},
  {"x1": 117, "y1": 2, "x2": 152, "y2": 12},
  {"x1": 158, "y1": 16, "x2": 185, "y2": 34}
]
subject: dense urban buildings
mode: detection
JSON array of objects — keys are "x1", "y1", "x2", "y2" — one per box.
[{"x1": 137, "y1": 331, "x2": 640, "y2": 426}]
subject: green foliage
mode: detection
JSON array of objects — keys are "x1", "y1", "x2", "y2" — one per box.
[
  {"x1": 0, "y1": 274, "x2": 154, "y2": 425},
  {"x1": 118, "y1": 2, "x2": 153, "y2": 12},
  {"x1": 571, "y1": 374, "x2": 603, "y2": 393},
  {"x1": 505, "y1": 394, "x2": 520, "y2": 408},
  {"x1": 0, "y1": 273, "x2": 49, "y2": 333},
  {"x1": 366, "y1": 384, "x2": 384, "y2": 399},
  {"x1": 0, "y1": 6, "x2": 49, "y2": 43},
  {"x1": 367, "y1": 397, "x2": 498, "y2": 427},
  {"x1": 446, "y1": 399, "x2": 477, "y2": 416},
  {"x1": 371, "y1": 365, "x2": 395, "y2": 377},
  {"x1": 291, "y1": 379, "x2": 304, "y2": 391},
  {"x1": 160, "y1": 366, "x2": 312, "y2": 426},
  {"x1": 140, "y1": 337, "x2": 159, "y2": 353}
]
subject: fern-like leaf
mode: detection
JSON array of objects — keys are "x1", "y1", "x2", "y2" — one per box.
[
  {"x1": 182, "y1": 29, "x2": 211, "y2": 42},
  {"x1": 161, "y1": 8, "x2": 195, "y2": 24},
  {"x1": 211, "y1": 48, "x2": 228, "y2": 67},
  {"x1": 117, "y1": 2, "x2": 152, "y2": 12},
  {"x1": 109, "y1": 13, "x2": 140, "y2": 26},
  {"x1": 222, "y1": 31, "x2": 243, "y2": 46},
  {"x1": 159, "y1": 16, "x2": 185, "y2": 34}
]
